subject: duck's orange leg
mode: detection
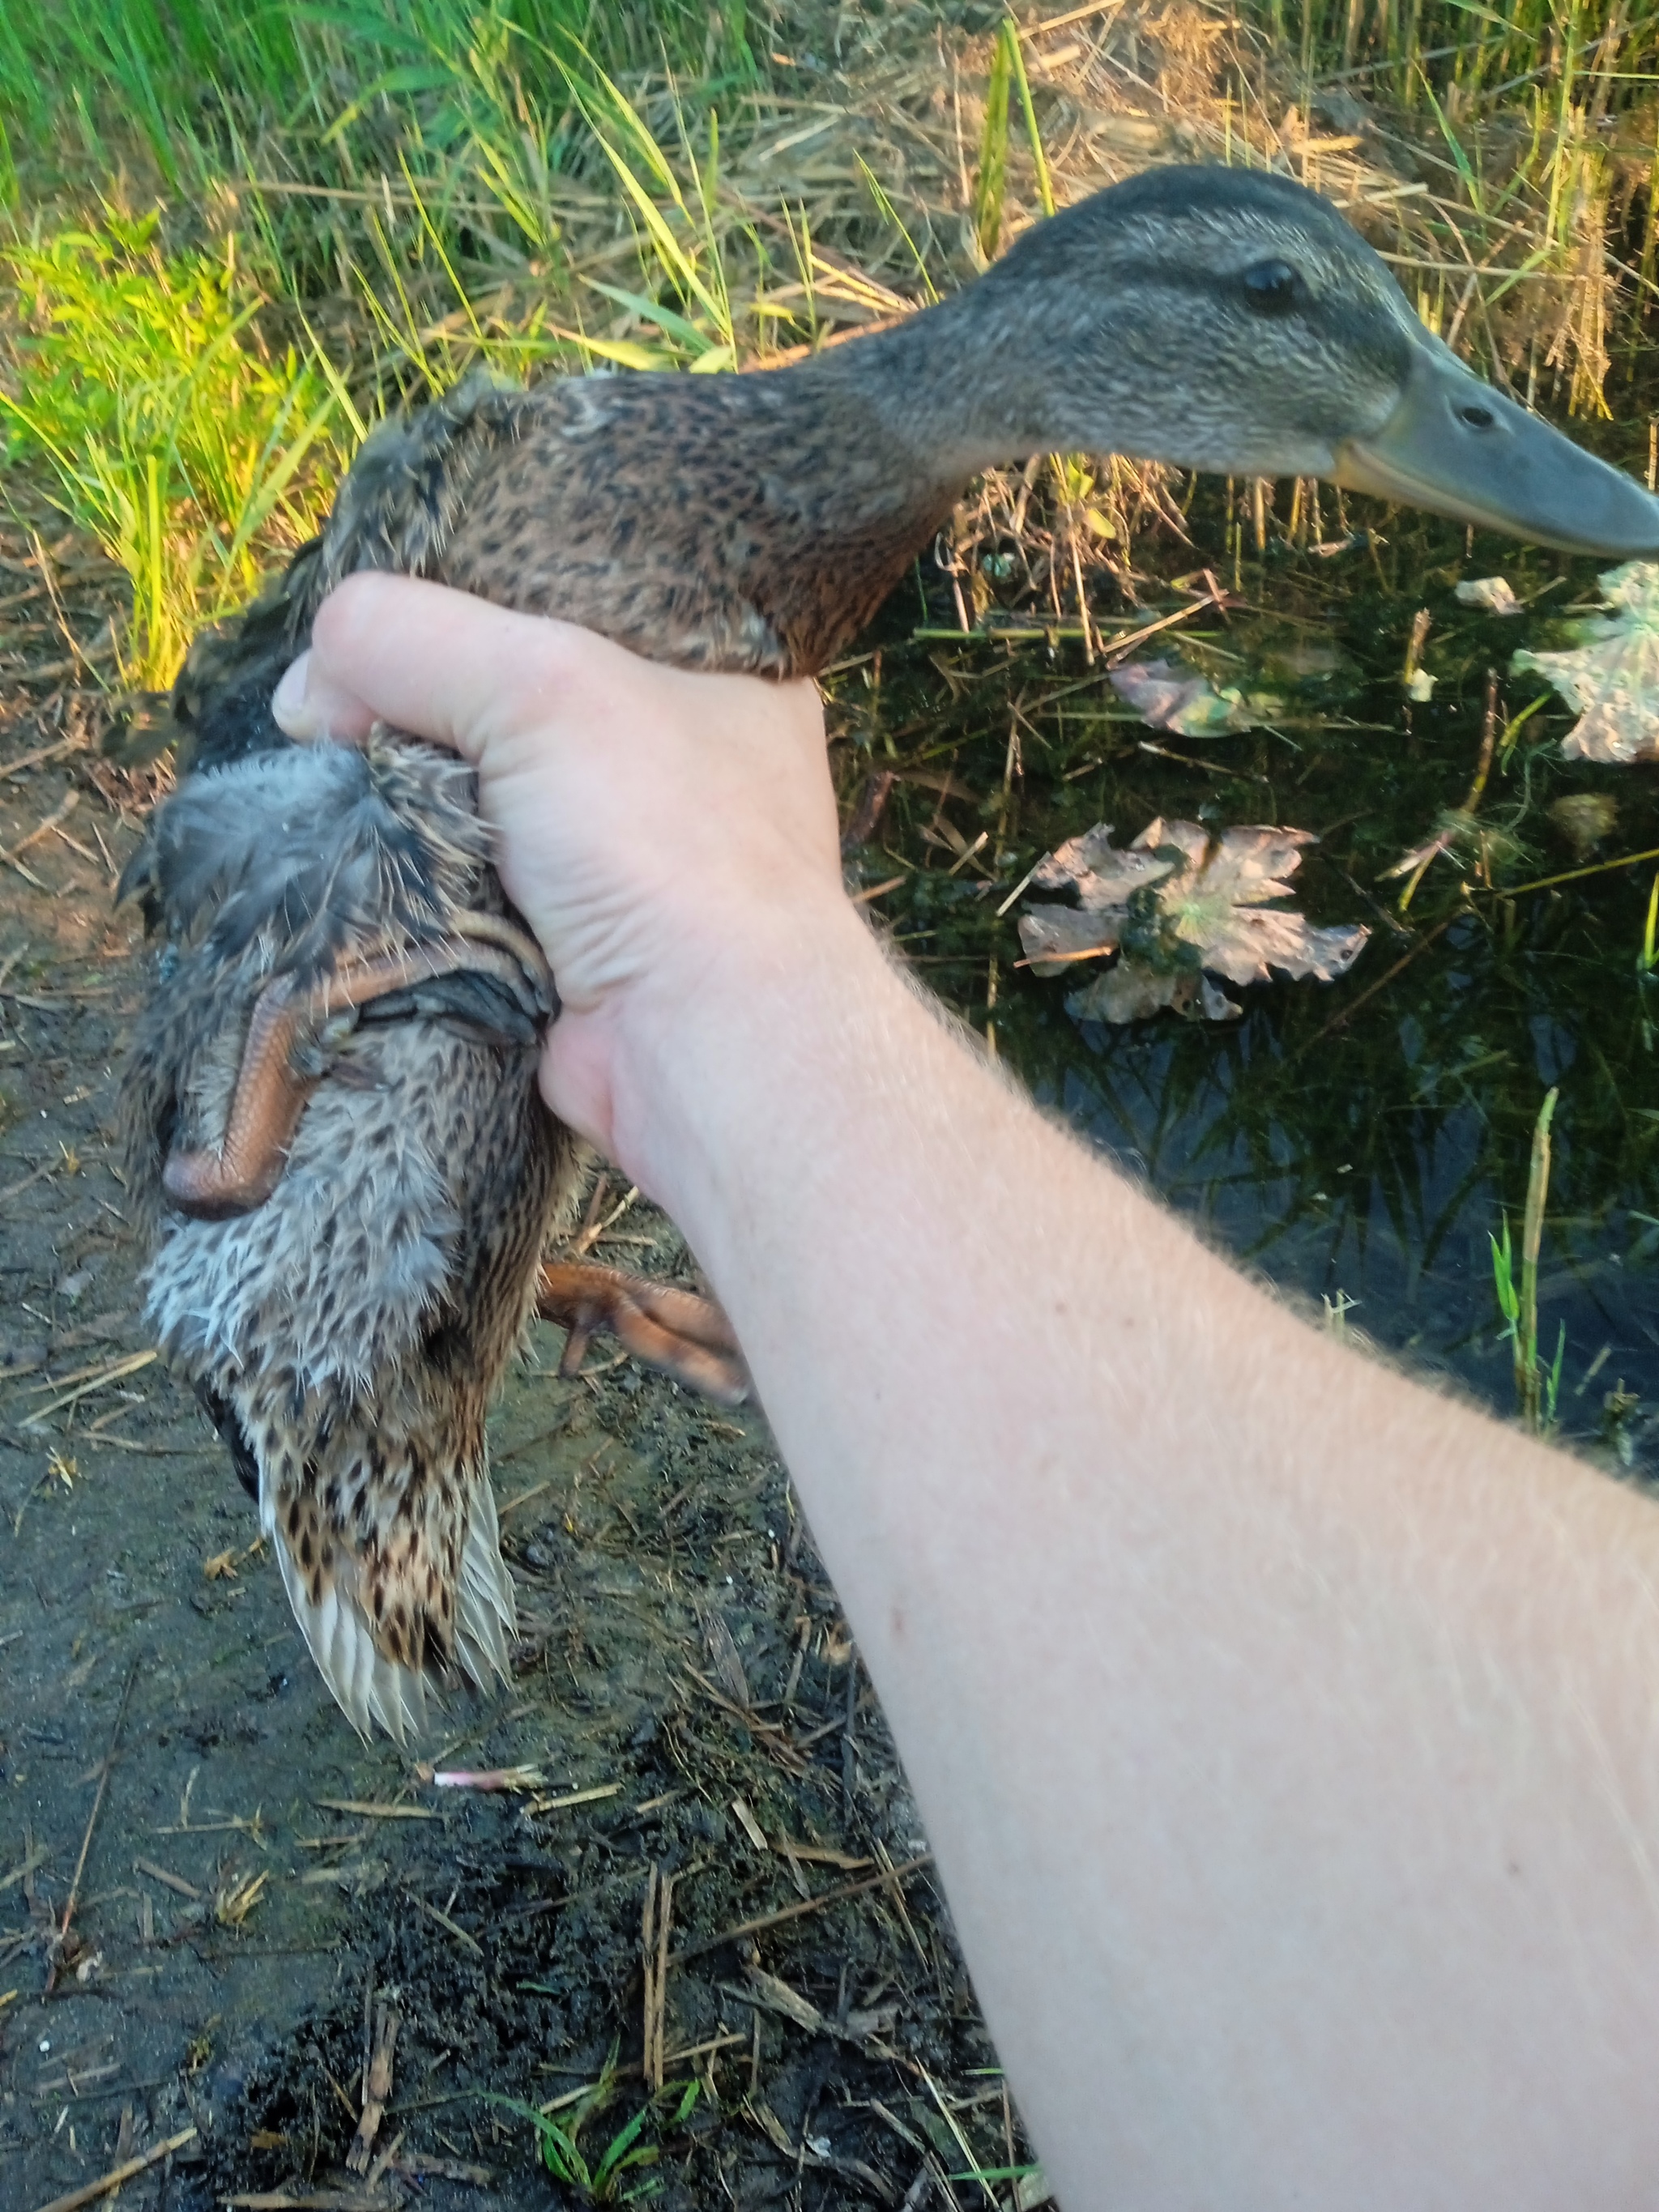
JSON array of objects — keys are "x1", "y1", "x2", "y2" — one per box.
[
  {"x1": 537, "y1": 1260, "x2": 749, "y2": 1406},
  {"x1": 164, "y1": 918, "x2": 554, "y2": 1221}
]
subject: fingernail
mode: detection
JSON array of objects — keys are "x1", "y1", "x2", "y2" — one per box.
[{"x1": 271, "y1": 651, "x2": 317, "y2": 739}]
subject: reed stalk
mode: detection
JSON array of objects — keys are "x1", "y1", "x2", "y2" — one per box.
[{"x1": 1490, "y1": 1087, "x2": 1565, "y2": 1434}]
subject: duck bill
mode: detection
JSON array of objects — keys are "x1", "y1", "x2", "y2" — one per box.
[{"x1": 1333, "y1": 346, "x2": 1659, "y2": 558}]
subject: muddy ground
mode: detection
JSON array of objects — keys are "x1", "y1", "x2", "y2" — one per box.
[{"x1": 0, "y1": 522, "x2": 1036, "y2": 2210}]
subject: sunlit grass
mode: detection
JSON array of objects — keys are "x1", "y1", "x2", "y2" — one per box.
[
  {"x1": 1256, "y1": 0, "x2": 1657, "y2": 110},
  {"x1": 0, "y1": 19, "x2": 811, "y2": 696},
  {"x1": 0, "y1": 211, "x2": 345, "y2": 685},
  {"x1": 0, "y1": 1, "x2": 756, "y2": 194},
  {"x1": 1245, "y1": 0, "x2": 1659, "y2": 411},
  {"x1": 1490, "y1": 1088, "x2": 1566, "y2": 1434},
  {"x1": 0, "y1": 32, "x2": 799, "y2": 696}
]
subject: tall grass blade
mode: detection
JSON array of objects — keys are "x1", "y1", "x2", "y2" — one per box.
[
  {"x1": 854, "y1": 155, "x2": 940, "y2": 303},
  {"x1": 1518, "y1": 1085, "x2": 1559, "y2": 1430},
  {"x1": 1005, "y1": 18, "x2": 1056, "y2": 220},
  {"x1": 973, "y1": 23, "x2": 1013, "y2": 264}
]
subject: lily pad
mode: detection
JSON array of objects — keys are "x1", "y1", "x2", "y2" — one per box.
[
  {"x1": 1511, "y1": 559, "x2": 1659, "y2": 763},
  {"x1": 1019, "y1": 817, "x2": 1370, "y2": 1025}
]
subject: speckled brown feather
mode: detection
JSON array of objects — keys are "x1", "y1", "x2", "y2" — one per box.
[
  {"x1": 122, "y1": 739, "x2": 574, "y2": 1737},
  {"x1": 122, "y1": 166, "x2": 1467, "y2": 1738},
  {"x1": 175, "y1": 359, "x2": 970, "y2": 705}
]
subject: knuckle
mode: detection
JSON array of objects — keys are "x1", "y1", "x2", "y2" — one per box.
[{"x1": 313, "y1": 569, "x2": 394, "y2": 650}]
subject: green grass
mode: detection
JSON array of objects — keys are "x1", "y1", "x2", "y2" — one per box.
[
  {"x1": 488, "y1": 2061, "x2": 702, "y2": 2203},
  {"x1": 1490, "y1": 1087, "x2": 1566, "y2": 1434},
  {"x1": 0, "y1": 10, "x2": 779, "y2": 684},
  {"x1": 0, "y1": 11, "x2": 804, "y2": 689},
  {"x1": 0, "y1": 210, "x2": 345, "y2": 684},
  {"x1": 0, "y1": 1, "x2": 756, "y2": 196},
  {"x1": 1249, "y1": 0, "x2": 1659, "y2": 113}
]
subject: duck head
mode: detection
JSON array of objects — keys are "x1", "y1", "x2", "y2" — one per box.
[{"x1": 915, "y1": 164, "x2": 1659, "y2": 559}]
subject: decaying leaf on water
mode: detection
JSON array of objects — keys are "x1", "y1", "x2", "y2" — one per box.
[
  {"x1": 1548, "y1": 791, "x2": 1620, "y2": 859},
  {"x1": 1019, "y1": 818, "x2": 1370, "y2": 1024},
  {"x1": 1512, "y1": 560, "x2": 1659, "y2": 763},
  {"x1": 1454, "y1": 576, "x2": 1524, "y2": 616},
  {"x1": 1108, "y1": 656, "x2": 1287, "y2": 737}
]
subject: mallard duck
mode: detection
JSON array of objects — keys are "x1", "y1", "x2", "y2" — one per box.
[{"x1": 120, "y1": 163, "x2": 1659, "y2": 1742}]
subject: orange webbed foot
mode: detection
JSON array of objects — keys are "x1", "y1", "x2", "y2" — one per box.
[{"x1": 536, "y1": 1260, "x2": 749, "y2": 1406}]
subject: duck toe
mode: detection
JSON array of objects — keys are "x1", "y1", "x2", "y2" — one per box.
[{"x1": 537, "y1": 1259, "x2": 749, "y2": 1406}]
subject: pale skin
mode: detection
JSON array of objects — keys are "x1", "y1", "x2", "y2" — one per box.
[{"x1": 275, "y1": 571, "x2": 1659, "y2": 2210}]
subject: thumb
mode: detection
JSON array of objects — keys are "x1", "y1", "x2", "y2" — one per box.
[{"x1": 271, "y1": 572, "x2": 578, "y2": 761}]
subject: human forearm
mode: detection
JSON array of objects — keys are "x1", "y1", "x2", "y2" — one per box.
[
  {"x1": 281, "y1": 580, "x2": 1659, "y2": 2209},
  {"x1": 617, "y1": 905, "x2": 1659, "y2": 2212}
]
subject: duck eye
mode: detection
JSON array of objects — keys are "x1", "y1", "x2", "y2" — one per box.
[{"x1": 1242, "y1": 259, "x2": 1303, "y2": 315}]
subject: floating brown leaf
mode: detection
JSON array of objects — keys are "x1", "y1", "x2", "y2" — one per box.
[
  {"x1": 1512, "y1": 560, "x2": 1659, "y2": 763},
  {"x1": 1020, "y1": 817, "x2": 1369, "y2": 1025},
  {"x1": 1108, "y1": 656, "x2": 1285, "y2": 737},
  {"x1": 1454, "y1": 576, "x2": 1523, "y2": 616}
]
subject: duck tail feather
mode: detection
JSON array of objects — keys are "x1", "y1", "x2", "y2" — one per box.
[
  {"x1": 271, "y1": 1521, "x2": 433, "y2": 1745},
  {"x1": 453, "y1": 1477, "x2": 517, "y2": 1690}
]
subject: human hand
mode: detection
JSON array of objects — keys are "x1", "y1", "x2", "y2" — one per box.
[{"x1": 272, "y1": 572, "x2": 845, "y2": 1161}]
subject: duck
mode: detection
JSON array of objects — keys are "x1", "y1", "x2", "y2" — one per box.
[{"x1": 118, "y1": 162, "x2": 1659, "y2": 1742}]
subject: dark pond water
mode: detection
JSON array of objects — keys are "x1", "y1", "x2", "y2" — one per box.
[{"x1": 825, "y1": 426, "x2": 1659, "y2": 1468}]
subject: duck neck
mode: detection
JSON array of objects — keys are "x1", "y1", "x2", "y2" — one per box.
[
  {"x1": 800, "y1": 277, "x2": 1106, "y2": 483},
  {"x1": 733, "y1": 278, "x2": 1129, "y2": 669}
]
